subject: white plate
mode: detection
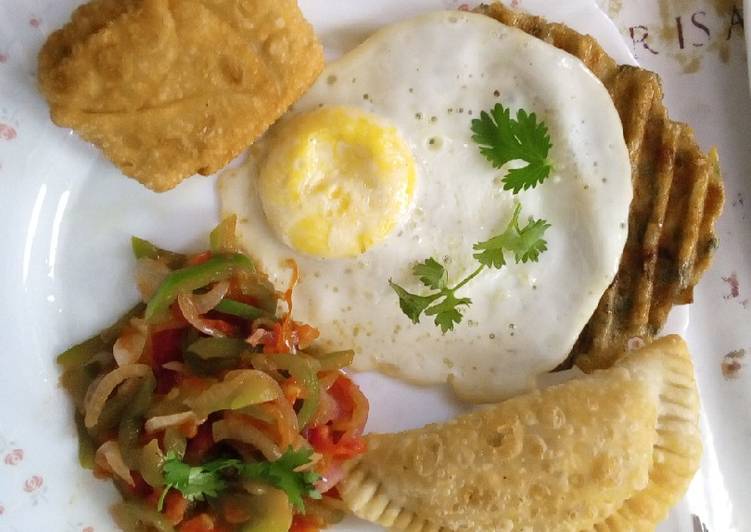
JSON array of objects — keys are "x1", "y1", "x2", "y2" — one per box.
[{"x1": 0, "y1": 0, "x2": 744, "y2": 531}]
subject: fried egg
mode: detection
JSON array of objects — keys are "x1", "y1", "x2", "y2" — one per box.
[{"x1": 219, "y1": 10, "x2": 632, "y2": 402}]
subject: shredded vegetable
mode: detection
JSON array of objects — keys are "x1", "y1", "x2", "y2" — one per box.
[
  {"x1": 186, "y1": 370, "x2": 283, "y2": 420},
  {"x1": 144, "y1": 253, "x2": 254, "y2": 322},
  {"x1": 83, "y1": 364, "x2": 151, "y2": 428},
  {"x1": 95, "y1": 440, "x2": 134, "y2": 486},
  {"x1": 215, "y1": 298, "x2": 268, "y2": 320},
  {"x1": 57, "y1": 219, "x2": 369, "y2": 532},
  {"x1": 267, "y1": 354, "x2": 321, "y2": 429},
  {"x1": 212, "y1": 415, "x2": 283, "y2": 461},
  {"x1": 188, "y1": 337, "x2": 248, "y2": 359}
]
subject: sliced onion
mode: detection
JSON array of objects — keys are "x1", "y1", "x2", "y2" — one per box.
[
  {"x1": 163, "y1": 427, "x2": 187, "y2": 458},
  {"x1": 291, "y1": 433, "x2": 312, "y2": 452},
  {"x1": 212, "y1": 413, "x2": 281, "y2": 461},
  {"x1": 145, "y1": 411, "x2": 198, "y2": 434},
  {"x1": 113, "y1": 318, "x2": 148, "y2": 367},
  {"x1": 139, "y1": 439, "x2": 165, "y2": 489},
  {"x1": 135, "y1": 258, "x2": 171, "y2": 302},
  {"x1": 161, "y1": 361, "x2": 186, "y2": 373},
  {"x1": 186, "y1": 370, "x2": 283, "y2": 420},
  {"x1": 308, "y1": 390, "x2": 340, "y2": 429},
  {"x1": 246, "y1": 328, "x2": 268, "y2": 347},
  {"x1": 263, "y1": 399, "x2": 299, "y2": 449},
  {"x1": 315, "y1": 462, "x2": 345, "y2": 494},
  {"x1": 84, "y1": 364, "x2": 152, "y2": 428},
  {"x1": 178, "y1": 291, "x2": 226, "y2": 337},
  {"x1": 95, "y1": 440, "x2": 134, "y2": 486},
  {"x1": 194, "y1": 281, "x2": 229, "y2": 314},
  {"x1": 247, "y1": 353, "x2": 284, "y2": 382},
  {"x1": 318, "y1": 371, "x2": 340, "y2": 391}
]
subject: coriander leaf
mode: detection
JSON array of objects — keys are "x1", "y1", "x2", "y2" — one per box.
[
  {"x1": 159, "y1": 451, "x2": 228, "y2": 510},
  {"x1": 502, "y1": 160, "x2": 553, "y2": 195},
  {"x1": 471, "y1": 104, "x2": 515, "y2": 167},
  {"x1": 159, "y1": 449, "x2": 321, "y2": 513},
  {"x1": 472, "y1": 204, "x2": 550, "y2": 268},
  {"x1": 412, "y1": 257, "x2": 447, "y2": 290},
  {"x1": 425, "y1": 293, "x2": 472, "y2": 333},
  {"x1": 389, "y1": 280, "x2": 440, "y2": 324},
  {"x1": 472, "y1": 203, "x2": 522, "y2": 269},
  {"x1": 240, "y1": 447, "x2": 321, "y2": 512},
  {"x1": 512, "y1": 217, "x2": 551, "y2": 263},
  {"x1": 473, "y1": 237, "x2": 510, "y2": 269},
  {"x1": 202, "y1": 457, "x2": 243, "y2": 473},
  {"x1": 471, "y1": 103, "x2": 553, "y2": 193}
]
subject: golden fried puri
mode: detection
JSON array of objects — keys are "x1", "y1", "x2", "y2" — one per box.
[
  {"x1": 475, "y1": 3, "x2": 724, "y2": 372},
  {"x1": 340, "y1": 336, "x2": 701, "y2": 531},
  {"x1": 38, "y1": 0, "x2": 324, "y2": 191}
]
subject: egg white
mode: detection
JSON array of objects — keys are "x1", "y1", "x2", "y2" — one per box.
[{"x1": 220, "y1": 11, "x2": 632, "y2": 402}]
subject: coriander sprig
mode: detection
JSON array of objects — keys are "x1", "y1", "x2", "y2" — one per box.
[
  {"x1": 389, "y1": 258, "x2": 478, "y2": 334},
  {"x1": 471, "y1": 103, "x2": 553, "y2": 193},
  {"x1": 389, "y1": 203, "x2": 550, "y2": 333},
  {"x1": 158, "y1": 447, "x2": 321, "y2": 512},
  {"x1": 390, "y1": 102, "x2": 554, "y2": 333},
  {"x1": 473, "y1": 203, "x2": 551, "y2": 268}
]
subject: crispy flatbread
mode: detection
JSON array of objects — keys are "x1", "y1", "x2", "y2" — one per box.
[
  {"x1": 474, "y1": 3, "x2": 724, "y2": 372},
  {"x1": 340, "y1": 336, "x2": 701, "y2": 531},
  {"x1": 38, "y1": 0, "x2": 323, "y2": 191}
]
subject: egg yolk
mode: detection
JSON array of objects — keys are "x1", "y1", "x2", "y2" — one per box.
[{"x1": 257, "y1": 106, "x2": 416, "y2": 258}]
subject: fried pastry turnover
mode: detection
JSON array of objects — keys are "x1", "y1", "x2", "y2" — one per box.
[
  {"x1": 38, "y1": 0, "x2": 324, "y2": 191},
  {"x1": 340, "y1": 336, "x2": 701, "y2": 531}
]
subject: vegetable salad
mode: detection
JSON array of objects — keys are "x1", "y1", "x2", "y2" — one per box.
[{"x1": 57, "y1": 216, "x2": 368, "y2": 532}]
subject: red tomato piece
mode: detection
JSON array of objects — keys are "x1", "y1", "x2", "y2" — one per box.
[
  {"x1": 150, "y1": 327, "x2": 186, "y2": 394},
  {"x1": 308, "y1": 425, "x2": 366, "y2": 461},
  {"x1": 184, "y1": 421, "x2": 214, "y2": 464},
  {"x1": 290, "y1": 514, "x2": 323, "y2": 532},
  {"x1": 186, "y1": 251, "x2": 213, "y2": 266},
  {"x1": 163, "y1": 490, "x2": 188, "y2": 525},
  {"x1": 178, "y1": 513, "x2": 215, "y2": 532}
]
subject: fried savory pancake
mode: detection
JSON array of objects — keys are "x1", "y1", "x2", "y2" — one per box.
[
  {"x1": 474, "y1": 3, "x2": 724, "y2": 372},
  {"x1": 340, "y1": 336, "x2": 701, "y2": 531},
  {"x1": 38, "y1": 0, "x2": 324, "y2": 192}
]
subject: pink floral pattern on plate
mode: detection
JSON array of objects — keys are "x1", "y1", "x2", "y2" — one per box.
[
  {"x1": 0, "y1": 123, "x2": 17, "y2": 141},
  {"x1": 4, "y1": 449, "x2": 23, "y2": 466}
]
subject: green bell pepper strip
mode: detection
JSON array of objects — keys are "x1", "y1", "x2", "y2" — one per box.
[
  {"x1": 209, "y1": 215, "x2": 239, "y2": 253},
  {"x1": 118, "y1": 373, "x2": 156, "y2": 468},
  {"x1": 188, "y1": 337, "x2": 249, "y2": 359},
  {"x1": 183, "y1": 351, "x2": 239, "y2": 377},
  {"x1": 236, "y1": 273, "x2": 278, "y2": 314},
  {"x1": 60, "y1": 363, "x2": 100, "y2": 410},
  {"x1": 111, "y1": 501, "x2": 175, "y2": 532},
  {"x1": 57, "y1": 336, "x2": 105, "y2": 370},
  {"x1": 144, "y1": 254, "x2": 255, "y2": 323},
  {"x1": 57, "y1": 303, "x2": 145, "y2": 369},
  {"x1": 311, "y1": 350, "x2": 355, "y2": 371},
  {"x1": 182, "y1": 330, "x2": 242, "y2": 375},
  {"x1": 270, "y1": 354, "x2": 320, "y2": 429},
  {"x1": 74, "y1": 412, "x2": 96, "y2": 470},
  {"x1": 131, "y1": 236, "x2": 186, "y2": 269},
  {"x1": 90, "y1": 381, "x2": 140, "y2": 441},
  {"x1": 239, "y1": 488, "x2": 293, "y2": 532},
  {"x1": 186, "y1": 370, "x2": 283, "y2": 420},
  {"x1": 162, "y1": 427, "x2": 187, "y2": 459},
  {"x1": 215, "y1": 298, "x2": 268, "y2": 320}
]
